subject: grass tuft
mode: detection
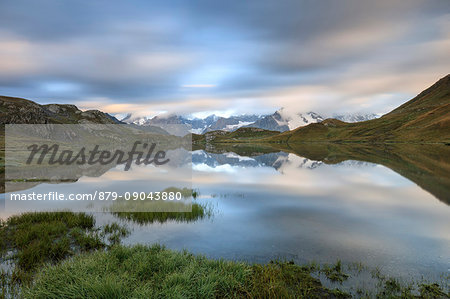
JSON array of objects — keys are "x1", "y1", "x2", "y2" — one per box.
[
  {"x1": 321, "y1": 260, "x2": 349, "y2": 283},
  {"x1": 0, "y1": 212, "x2": 129, "y2": 287},
  {"x1": 24, "y1": 245, "x2": 346, "y2": 299}
]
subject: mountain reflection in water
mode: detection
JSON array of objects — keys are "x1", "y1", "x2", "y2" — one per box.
[
  {"x1": 121, "y1": 144, "x2": 450, "y2": 280},
  {"x1": 1, "y1": 143, "x2": 449, "y2": 281}
]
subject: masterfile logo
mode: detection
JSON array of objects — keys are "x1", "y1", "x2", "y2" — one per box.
[{"x1": 26, "y1": 141, "x2": 170, "y2": 171}]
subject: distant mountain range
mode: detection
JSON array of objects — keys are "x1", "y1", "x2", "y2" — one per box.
[
  {"x1": 115, "y1": 109, "x2": 379, "y2": 133},
  {"x1": 2, "y1": 74, "x2": 447, "y2": 143},
  {"x1": 116, "y1": 113, "x2": 264, "y2": 134},
  {"x1": 191, "y1": 74, "x2": 449, "y2": 144},
  {"x1": 0, "y1": 96, "x2": 380, "y2": 132}
]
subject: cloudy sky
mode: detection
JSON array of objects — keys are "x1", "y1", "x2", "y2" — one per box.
[{"x1": 0, "y1": 0, "x2": 449, "y2": 118}]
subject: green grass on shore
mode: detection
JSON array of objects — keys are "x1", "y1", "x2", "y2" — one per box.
[
  {"x1": 23, "y1": 245, "x2": 450, "y2": 299},
  {"x1": 1, "y1": 212, "x2": 449, "y2": 298},
  {"x1": 23, "y1": 245, "x2": 346, "y2": 299},
  {"x1": 0, "y1": 212, "x2": 129, "y2": 287}
]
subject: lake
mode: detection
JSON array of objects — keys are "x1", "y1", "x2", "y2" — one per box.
[{"x1": 1, "y1": 143, "x2": 450, "y2": 284}]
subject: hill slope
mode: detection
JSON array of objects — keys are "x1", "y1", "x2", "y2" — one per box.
[
  {"x1": 269, "y1": 75, "x2": 450, "y2": 143},
  {"x1": 0, "y1": 96, "x2": 123, "y2": 124}
]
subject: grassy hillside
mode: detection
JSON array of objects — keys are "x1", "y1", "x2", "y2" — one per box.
[{"x1": 267, "y1": 75, "x2": 450, "y2": 144}]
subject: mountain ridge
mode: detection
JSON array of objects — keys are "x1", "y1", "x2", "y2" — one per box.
[
  {"x1": 0, "y1": 96, "x2": 123, "y2": 125},
  {"x1": 117, "y1": 110, "x2": 379, "y2": 133},
  {"x1": 266, "y1": 74, "x2": 450, "y2": 144},
  {"x1": 2, "y1": 74, "x2": 447, "y2": 143}
]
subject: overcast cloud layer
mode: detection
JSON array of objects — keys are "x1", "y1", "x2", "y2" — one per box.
[{"x1": 0, "y1": 0, "x2": 449, "y2": 118}]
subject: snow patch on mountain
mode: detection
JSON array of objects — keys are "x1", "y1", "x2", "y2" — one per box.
[
  {"x1": 225, "y1": 121, "x2": 254, "y2": 131},
  {"x1": 113, "y1": 113, "x2": 130, "y2": 122},
  {"x1": 248, "y1": 108, "x2": 324, "y2": 131},
  {"x1": 278, "y1": 109, "x2": 324, "y2": 130},
  {"x1": 333, "y1": 113, "x2": 380, "y2": 123}
]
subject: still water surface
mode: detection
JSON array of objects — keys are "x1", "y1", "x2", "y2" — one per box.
[
  {"x1": 121, "y1": 150, "x2": 449, "y2": 280},
  {"x1": 2, "y1": 148, "x2": 450, "y2": 281}
]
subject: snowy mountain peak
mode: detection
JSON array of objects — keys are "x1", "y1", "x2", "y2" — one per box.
[
  {"x1": 117, "y1": 113, "x2": 264, "y2": 134},
  {"x1": 277, "y1": 109, "x2": 324, "y2": 130},
  {"x1": 114, "y1": 113, "x2": 151, "y2": 125},
  {"x1": 115, "y1": 109, "x2": 380, "y2": 134},
  {"x1": 248, "y1": 108, "x2": 324, "y2": 131}
]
